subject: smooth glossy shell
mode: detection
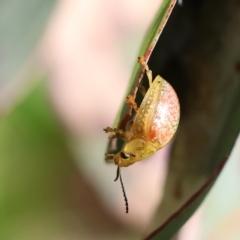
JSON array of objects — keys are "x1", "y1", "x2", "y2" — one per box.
[{"x1": 131, "y1": 75, "x2": 180, "y2": 149}]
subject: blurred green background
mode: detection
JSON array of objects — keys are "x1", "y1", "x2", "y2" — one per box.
[{"x1": 1, "y1": 0, "x2": 240, "y2": 240}]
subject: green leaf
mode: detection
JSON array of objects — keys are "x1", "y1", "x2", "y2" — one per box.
[
  {"x1": 145, "y1": 0, "x2": 240, "y2": 238},
  {"x1": 106, "y1": 0, "x2": 240, "y2": 239},
  {"x1": 0, "y1": 82, "x2": 74, "y2": 239},
  {"x1": 144, "y1": 158, "x2": 227, "y2": 240}
]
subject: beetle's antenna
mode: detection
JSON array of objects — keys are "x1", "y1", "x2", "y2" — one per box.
[
  {"x1": 114, "y1": 166, "x2": 120, "y2": 181},
  {"x1": 114, "y1": 166, "x2": 129, "y2": 213},
  {"x1": 119, "y1": 171, "x2": 129, "y2": 213}
]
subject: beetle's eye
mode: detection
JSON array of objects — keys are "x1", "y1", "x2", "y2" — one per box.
[{"x1": 120, "y1": 152, "x2": 130, "y2": 159}]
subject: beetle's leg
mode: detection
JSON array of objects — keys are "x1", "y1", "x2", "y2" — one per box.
[
  {"x1": 103, "y1": 127, "x2": 132, "y2": 142},
  {"x1": 138, "y1": 84, "x2": 146, "y2": 97},
  {"x1": 126, "y1": 120, "x2": 133, "y2": 131},
  {"x1": 105, "y1": 153, "x2": 115, "y2": 162},
  {"x1": 125, "y1": 57, "x2": 153, "y2": 112},
  {"x1": 126, "y1": 95, "x2": 138, "y2": 112},
  {"x1": 138, "y1": 56, "x2": 153, "y2": 87}
]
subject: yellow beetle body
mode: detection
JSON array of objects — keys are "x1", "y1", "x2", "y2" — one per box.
[
  {"x1": 103, "y1": 57, "x2": 180, "y2": 213},
  {"x1": 113, "y1": 75, "x2": 180, "y2": 167}
]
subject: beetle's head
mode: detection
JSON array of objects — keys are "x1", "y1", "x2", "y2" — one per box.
[
  {"x1": 114, "y1": 151, "x2": 136, "y2": 167},
  {"x1": 114, "y1": 138, "x2": 157, "y2": 167}
]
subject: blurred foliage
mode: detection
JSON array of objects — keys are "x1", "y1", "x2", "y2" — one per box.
[
  {"x1": 1, "y1": 0, "x2": 240, "y2": 239},
  {"x1": 1, "y1": 82, "x2": 74, "y2": 239},
  {"x1": 0, "y1": 0, "x2": 56, "y2": 84}
]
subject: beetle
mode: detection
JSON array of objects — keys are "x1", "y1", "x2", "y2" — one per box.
[{"x1": 104, "y1": 56, "x2": 180, "y2": 213}]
